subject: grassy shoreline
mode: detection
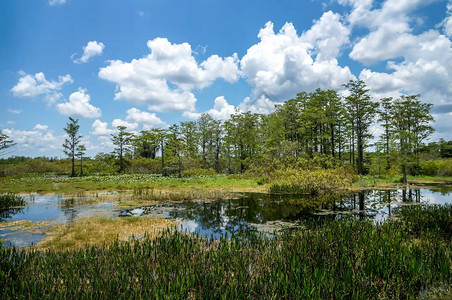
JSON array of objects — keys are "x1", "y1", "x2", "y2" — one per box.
[{"x1": 1, "y1": 173, "x2": 452, "y2": 196}]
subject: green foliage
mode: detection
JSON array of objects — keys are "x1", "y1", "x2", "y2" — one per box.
[
  {"x1": 111, "y1": 126, "x2": 134, "y2": 173},
  {"x1": 0, "y1": 130, "x2": 16, "y2": 156},
  {"x1": 181, "y1": 168, "x2": 216, "y2": 177},
  {"x1": 398, "y1": 204, "x2": 452, "y2": 240},
  {"x1": 268, "y1": 168, "x2": 356, "y2": 195},
  {"x1": 126, "y1": 157, "x2": 161, "y2": 174},
  {"x1": 1, "y1": 207, "x2": 452, "y2": 298},
  {"x1": 0, "y1": 193, "x2": 25, "y2": 209},
  {"x1": 62, "y1": 117, "x2": 82, "y2": 177},
  {"x1": 419, "y1": 159, "x2": 452, "y2": 176}
]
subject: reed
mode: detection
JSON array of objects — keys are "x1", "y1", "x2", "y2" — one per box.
[
  {"x1": 1, "y1": 205, "x2": 451, "y2": 298},
  {"x1": 0, "y1": 193, "x2": 25, "y2": 209}
]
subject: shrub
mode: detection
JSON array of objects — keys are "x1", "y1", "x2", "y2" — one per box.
[
  {"x1": 182, "y1": 168, "x2": 216, "y2": 177},
  {"x1": 419, "y1": 159, "x2": 452, "y2": 176},
  {"x1": 268, "y1": 168, "x2": 356, "y2": 195}
]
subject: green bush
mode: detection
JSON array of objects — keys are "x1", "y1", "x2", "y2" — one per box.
[
  {"x1": 419, "y1": 159, "x2": 452, "y2": 176},
  {"x1": 268, "y1": 168, "x2": 356, "y2": 195},
  {"x1": 126, "y1": 158, "x2": 161, "y2": 174},
  {"x1": 182, "y1": 168, "x2": 216, "y2": 177}
]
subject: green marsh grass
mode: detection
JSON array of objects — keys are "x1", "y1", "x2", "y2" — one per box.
[
  {"x1": 131, "y1": 188, "x2": 238, "y2": 202},
  {"x1": 0, "y1": 174, "x2": 266, "y2": 194},
  {"x1": 0, "y1": 193, "x2": 25, "y2": 209},
  {"x1": 1, "y1": 205, "x2": 452, "y2": 298}
]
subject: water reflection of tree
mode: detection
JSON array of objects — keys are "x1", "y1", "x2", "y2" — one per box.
[
  {"x1": 168, "y1": 189, "x2": 432, "y2": 234},
  {"x1": 0, "y1": 207, "x2": 24, "y2": 222},
  {"x1": 59, "y1": 197, "x2": 79, "y2": 224},
  {"x1": 169, "y1": 193, "x2": 347, "y2": 234}
]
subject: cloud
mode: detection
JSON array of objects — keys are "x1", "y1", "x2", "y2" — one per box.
[
  {"x1": 300, "y1": 10, "x2": 350, "y2": 61},
  {"x1": 91, "y1": 120, "x2": 115, "y2": 136},
  {"x1": 3, "y1": 127, "x2": 61, "y2": 154},
  {"x1": 111, "y1": 119, "x2": 139, "y2": 130},
  {"x1": 125, "y1": 108, "x2": 167, "y2": 128},
  {"x1": 7, "y1": 109, "x2": 22, "y2": 114},
  {"x1": 73, "y1": 41, "x2": 105, "y2": 64},
  {"x1": 48, "y1": 0, "x2": 66, "y2": 6},
  {"x1": 33, "y1": 124, "x2": 49, "y2": 131},
  {"x1": 11, "y1": 72, "x2": 72, "y2": 103},
  {"x1": 441, "y1": 1, "x2": 452, "y2": 38},
  {"x1": 183, "y1": 96, "x2": 238, "y2": 120},
  {"x1": 239, "y1": 94, "x2": 279, "y2": 115},
  {"x1": 56, "y1": 88, "x2": 101, "y2": 118},
  {"x1": 240, "y1": 19, "x2": 354, "y2": 103},
  {"x1": 340, "y1": 0, "x2": 452, "y2": 108},
  {"x1": 98, "y1": 37, "x2": 239, "y2": 112},
  {"x1": 333, "y1": 0, "x2": 452, "y2": 140}
]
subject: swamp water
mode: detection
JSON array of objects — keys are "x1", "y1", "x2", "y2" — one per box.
[{"x1": 1, "y1": 186, "x2": 452, "y2": 247}]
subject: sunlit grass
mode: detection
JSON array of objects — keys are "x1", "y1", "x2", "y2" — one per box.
[
  {"x1": 0, "y1": 174, "x2": 267, "y2": 194},
  {"x1": 36, "y1": 216, "x2": 178, "y2": 251}
]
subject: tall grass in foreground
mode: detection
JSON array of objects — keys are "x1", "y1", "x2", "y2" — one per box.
[
  {"x1": 0, "y1": 193, "x2": 25, "y2": 209},
  {"x1": 1, "y1": 206, "x2": 452, "y2": 299}
]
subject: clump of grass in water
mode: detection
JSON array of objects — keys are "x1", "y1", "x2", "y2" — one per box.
[
  {"x1": 0, "y1": 193, "x2": 25, "y2": 209},
  {"x1": 132, "y1": 188, "x2": 236, "y2": 202},
  {"x1": 1, "y1": 205, "x2": 452, "y2": 298}
]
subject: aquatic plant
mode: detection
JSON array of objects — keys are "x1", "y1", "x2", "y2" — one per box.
[
  {"x1": 131, "y1": 188, "x2": 236, "y2": 202},
  {"x1": 0, "y1": 193, "x2": 25, "y2": 209},
  {"x1": 397, "y1": 204, "x2": 452, "y2": 240},
  {"x1": 1, "y1": 205, "x2": 451, "y2": 298}
]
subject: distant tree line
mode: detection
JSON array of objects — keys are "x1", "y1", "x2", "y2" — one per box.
[{"x1": 100, "y1": 80, "x2": 434, "y2": 182}]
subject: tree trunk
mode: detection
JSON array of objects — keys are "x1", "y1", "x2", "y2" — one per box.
[
  {"x1": 161, "y1": 140, "x2": 165, "y2": 176},
  {"x1": 71, "y1": 154, "x2": 75, "y2": 177}
]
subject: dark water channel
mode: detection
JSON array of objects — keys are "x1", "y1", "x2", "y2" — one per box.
[{"x1": 1, "y1": 187, "x2": 452, "y2": 246}]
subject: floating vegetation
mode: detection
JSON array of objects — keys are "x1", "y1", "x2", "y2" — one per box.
[
  {"x1": 0, "y1": 193, "x2": 25, "y2": 209},
  {"x1": 1, "y1": 205, "x2": 451, "y2": 298}
]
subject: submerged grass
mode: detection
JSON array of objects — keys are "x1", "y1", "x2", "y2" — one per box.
[
  {"x1": 36, "y1": 216, "x2": 178, "y2": 251},
  {"x1": 1, "y1": 205, "x2": 452, "y2": 298},
  {"x1": 0, "y1": 193, "x2": 25, "y2": 209}
]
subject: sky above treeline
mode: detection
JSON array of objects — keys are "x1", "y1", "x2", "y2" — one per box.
[{"x1": 1, "y1": 0, "x2": 452, "y2": 157}]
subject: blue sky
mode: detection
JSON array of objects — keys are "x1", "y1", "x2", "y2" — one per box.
[{"x1": 1, "y1": 0, "x2": 452, "y2": 157}]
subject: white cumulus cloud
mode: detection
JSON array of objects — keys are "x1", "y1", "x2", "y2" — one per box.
[
  {"x1": 240, "y1": 19, "x2": 354, "y2": 104},
  {"x1": 56, "y1": 88, "x2": 101, "y2": 118},
  {"x1": 3, "y1": 127, "x2": 61, "y2": 154},
  {"x1": 11, "y1": 72, "x2": 73, "y2": 103},
  {"x1": 183, "y1": 96, "x2": 238, "y2": 120},
  {"x1": 91, "y1": 120, "x2": 115, "y2": 136},
  {"x1": 73, "y1": 41, "x2": 105, "y2": 64},
  {"x1": 33, "y1": 124, "x2": 49, "y2": 131},
  {"x1": 125, "y1": 108, "x2": 167, "y2": 128},
  {"x1": 98, "y1": 37, "x2": 239, "y2": 112},
  {"x1": 111, "y1": 119, "x2": 139, "y2": 130}
]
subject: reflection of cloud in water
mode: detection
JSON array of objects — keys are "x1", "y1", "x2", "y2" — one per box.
[
  {"x1": 179, "y1": 220, "x2": 198, "y2": 233},
  {"x1": 419, "y1": 190, "x2": 451, "y2": 205}
]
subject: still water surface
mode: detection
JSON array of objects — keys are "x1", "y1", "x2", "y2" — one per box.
[{"x1": 1, "y1": 186, "x2": 452, "y2": 247}]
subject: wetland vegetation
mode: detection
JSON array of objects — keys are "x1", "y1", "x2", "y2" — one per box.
[
  {"x1": 2, "y1": 81, "x2": 452, "y2": 298},
  {"x1": 1, "y1": 205, "x2": 452, "y2": 298}
]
